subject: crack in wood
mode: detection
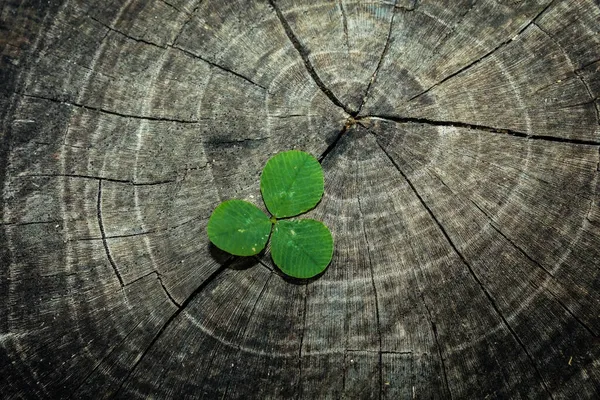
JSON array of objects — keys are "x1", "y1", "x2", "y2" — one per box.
[
  {"x1": 22, "y1": 172, "x2": 175, "y2": 186},
  {"x1": 87, "y1": 12, "x2": 267, "y2": 91},
  {"x1": 357, "y1": 194, "x2": 383, "y2": 399},
  {"x1": 356, "y1": 0, "x2": 397, "y2": 115},
  {"x1": 253, "y1": 256, "x2": 275, "y2": 273},
  {"x1": 372, "y1": 136, "x2": 452, "y2": 398},
  {"x1": 468, "y1": 199, "x2": 555, "y2": 278},
  {"x1": 428, "y1": 165, "x2": 598, "y2": 335},
  {"x1": 78, "y1": 231, "x2": 154, "y2": 242},
  {"x1": 342, "y1": 349, "x2": 348, "y2": 393},
  {"x1": 222, "y1": 272, "x2": 273, "y2": 397},
  {"x1": 123, "y1": 271, "x2": 181, "y2": 307},
  {"x1": 585, "y1": 195, "x2": 596, "y2": 224},
  {"x1": 418, "y1": 292, "x2": 452, "y2": 400},
  {"x1": 574, "y1": 58, "x2": 600, "y2": 75},
  {"x1": 468, "y1": 199, "x2": 599, "y2": 338},
  {"x1": 395, "y1": 0, "x2": 418, "y2": 11},
  {"x1": 419, "y1": 168, "x2": 599, "y2": 339},
  {"x1": 532, "y1": 21, "x2": 600, "y2": 128},
  {"x1": 19, "y1": 92, "x2": 205, "y2": 124},
  {"x1": 111, "y1": 261, "x2": 231, "y2": 398},
  {"x1": 123, "y1": 271, "x2": 157, "y2": 287},
  {"x1": 346, "y1": 349, "x2": 413, "y2": 355},
  {"x1": 77, "y1": 215, "x2": 203, "y2": 242},
  {"x1": 408, "y1": 0, "x2": 557, "y2": 102},
  {"x1": 531, "y1": 21, "x2": 566, "y2": 57},
  {"x1": 269, "y1": 114, "x2": 315, "y2": 118},
  {"x1": 337, "y1": 0, "x2": 350, "y2": 54},
  {"x1": 374, "y1": 139, "x2": 555, "y2": 399},
  {"x1": 543, "y1": 288, "x2": 599, "y2": 339},
  {"x1": 268, "y1": 0, "x2": 355, "y2": 116},
  {"x1": 0, "y1": 219, "x2": 61, "y2": 227},
  {"x1": 170, "y1": 1, "x2": 201, "y2": 45},
  {"x1": 318, "y1": 123, "x2": 349, "y2": 163},
  {"x1": 159, "y1": 0, "x2": 189, "y2": 16},
  {"x1": 86, "y1": 14, "x2": 165, "y2": 49},
  {"x1": 575, "y1": 73, "x2": 600, "y2": 127},
  {"x1": 97, "y1": 180, "x2": 124, "y2": 287},
  {"x1": 267, "y1": 114, "x2": 319, "y2": 119},
  {"x1": 365, "y1": 115, "x2": 600, "y2": 146},
  {"x1": 173, "y1": 45, "x2": 268, "y2": 91},
  {"x1": 558, "y1": 99, "x2": 600, "y2": 110},
  {"x1": 296, "y1": 283, "x2": 309, "y2": 400},
  {"x1": 156, "y1": 274, "x2": 180, "y2": 307}
]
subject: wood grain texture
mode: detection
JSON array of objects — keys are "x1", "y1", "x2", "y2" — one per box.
[{"x1": 1, "y1": 0, "x2": 599, "y2": 398}]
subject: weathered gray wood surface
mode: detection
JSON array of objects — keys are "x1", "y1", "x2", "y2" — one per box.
[{"x1": 1, "y1": 0, "x2": 600, "y2": 398}]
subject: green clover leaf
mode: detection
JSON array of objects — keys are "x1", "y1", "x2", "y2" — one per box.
[
  {"x1": 207, "y1": 150, "x2": 334, "y2": 279},
  {"x1": 206, "y1": 200, "x2": 272, "y2": 256},
  {"x1": 260, "y1": 150, "x2": 324, "y2": 218},
  {"x1": 271, "y1": 219, "x2": 333, "y2": 279}
]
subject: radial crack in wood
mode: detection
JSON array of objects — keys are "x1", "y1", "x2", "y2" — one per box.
[
  {"x1": 406, "y1": 0, "x2": 557, "y2": 103},
  {"x1": 375, "y1": 138, "x2": 554, "y2": 398},
  {"x1": 268, "y1": 0, "x2": 354, "y2": 115}
]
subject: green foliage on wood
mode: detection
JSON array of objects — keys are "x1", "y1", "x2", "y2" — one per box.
[
  {"x1": 206, "y1": 200, "x2": 272, "y2": 256},
  {"x1": 207, "y1": 150, "x2": 333, "y2": 279}
]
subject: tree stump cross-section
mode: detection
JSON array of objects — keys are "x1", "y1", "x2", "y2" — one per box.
[{"x1": 1, "y1": 0, "x2": 600, "y2": 398}]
